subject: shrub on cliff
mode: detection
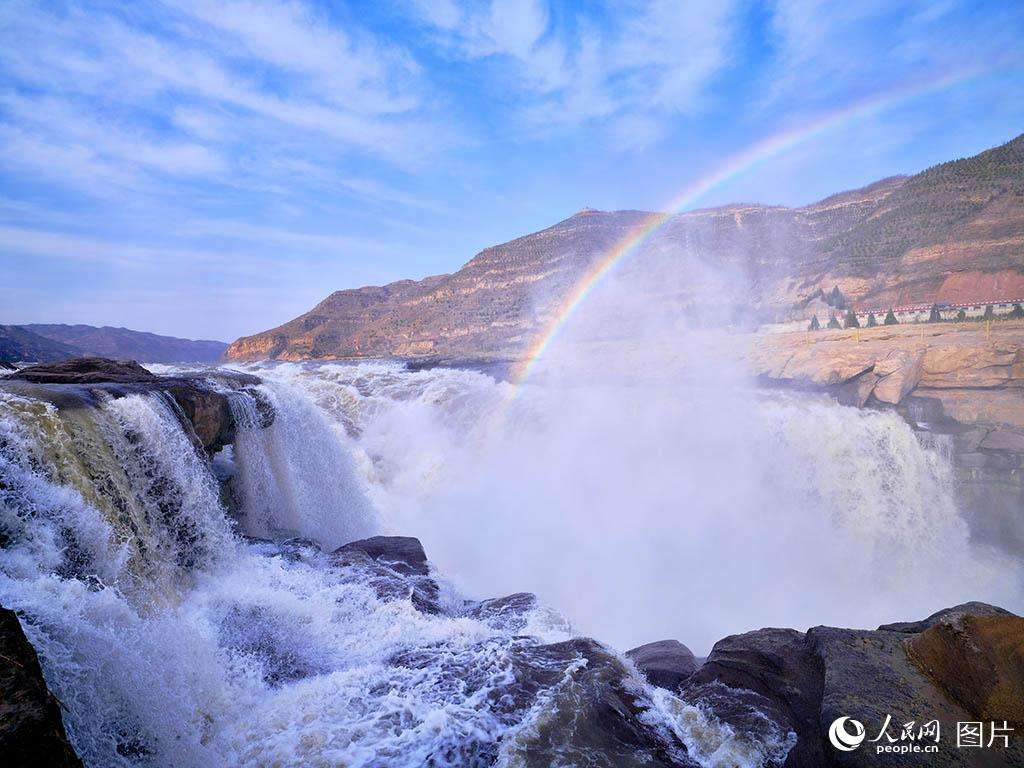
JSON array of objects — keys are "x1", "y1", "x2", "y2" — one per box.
[{"x1": 843, "y1": 310, "x2": 860, "y2": 329}]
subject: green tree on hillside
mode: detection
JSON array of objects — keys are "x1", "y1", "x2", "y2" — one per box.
[
  {"x1": 827, "y1": 314, "x2": 842, "y2": 329},
  {"x1": 828, "y1": 286, "x2": 845, "y2": 309},
  {"x1": 808, "y1": 315, "x2": 820, "y2": 331},
  {"x1": 928, "y1": 304, "x2": 942, "y2": 323},
  {"x1": 956, "y1": 309, "x2": 967, "y2": 322},
  {"x1": 984, "y1": 304, "x2": 995, "y2": 320},
  {"x1": 866, "y1": 313, "x2": 878, "y2": 327},
  {"x1": 844, "y1": 310, "x2": 860, "y2": 329},
  {"x1": 884, "y1": 309, "x2": 898, "y2": 325},
  {"x1": 1010, "y1": 303, "x2": 1024, "y2": 319}
]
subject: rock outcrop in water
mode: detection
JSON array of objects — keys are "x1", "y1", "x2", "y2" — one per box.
[
  {"x1": 0, "y1": 607, "x2": 82, "y2": 768},
  {"x1": 4, "y1": 357, "x2": 268, "y2": 454},
  {"x1": 9, "y1": 358, "x2": 159, "y2": 384},
  {"x1": 628, "y1": 602, "x2": 1024, "y2": 768}
]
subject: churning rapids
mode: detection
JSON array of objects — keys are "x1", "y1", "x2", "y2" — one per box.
[{"x1": 0, "y1": 359, "x2": 1019, "y2": 767}]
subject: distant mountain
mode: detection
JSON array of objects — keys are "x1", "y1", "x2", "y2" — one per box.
[
  {"x1": 23, "y1": 325, "x2": 227, "y2": 363},
  {"x1": 0, "y1": 325, "x2": 81, "y2": 363},
  {"x1": 226, "y1": 132, "x2": 1024, "y2": 363}
]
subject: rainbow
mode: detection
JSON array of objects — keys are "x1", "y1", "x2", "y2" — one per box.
[{"x1": 510, "y1": 66, "x2": 1002, "y2": 385}]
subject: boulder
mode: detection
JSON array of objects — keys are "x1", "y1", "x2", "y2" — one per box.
[
  {"x1": 0, "y1": 608, "x2": 82, "y2": 767},
  {"x1": 625, "y1": 639, "x2": 698, "y2": 691},
  {"x1": 677, "y1": 603, "x2": 1024, "y2": 767},
  {"x1": 465, "y1": 592, "x2": 539, "y2": 633},
  {"x1": 163, "y1": 381, "x2": 237, "y2": 453},
  {"x1": 9, "y1": 357, "x2": 156, "y2": 384},
  {"x1": 809, "y1": 625, "x2": 978, "y2": 767},
  {"x1": 871, "y1": 350, "x2": 923, "y2": 405},
  {"x1": 334, "y1": 535, "x2": 429, "y2": 576},
  {"x1": 682, "y1": 628, "x2": 821, "y2": 767},
  {"x1": 780, "y1": 348, "x2": 877, "y2": 387},
  {"x1": 835, "y1": 372, "x2": 879, "y2": 408},
  {"x1": 879, "y1": 602, "x2": 1013, "y2": 633},
  {"x1": 332, "y1": 536, "x2": 439, "y2": 613},
  {"x1": 496, "y1": 637, "x2": 700, "y2": 767}
]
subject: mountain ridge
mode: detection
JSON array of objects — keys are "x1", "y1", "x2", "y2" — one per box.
[
  {"x1": 225, "y1": 132, "x2": 1024, "y2": 363},
  {"x1": 1, "y1": 324, "x2": 228, "y2": 364}
]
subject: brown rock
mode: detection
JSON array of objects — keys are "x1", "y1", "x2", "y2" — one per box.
[
  {"x1": 906, "y1": 613, "x2": 1024, "y2": 725},
  {"x1": 677, "y1": 602, "x2": 1024, "y2": 767},
  {"x1": 10, "y1": 357, "x2": 157, "y2": 384},
  {"x1": 921, "y1": 346, "x2": 1022, "y2": 389},
  {"x1": 0, "y1": 608, "x2": 82, "y2": 767},
  {"x1": 780, "y1": 348, "x2": 877, "y2": 387},
  {"x1": 872, "y1": 350, "x2": 924, "y2": 404}
]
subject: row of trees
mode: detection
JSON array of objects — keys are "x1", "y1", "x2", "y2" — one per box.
[{"x1": 808, "y1": 303, "x2": 1024, "y2": 331}]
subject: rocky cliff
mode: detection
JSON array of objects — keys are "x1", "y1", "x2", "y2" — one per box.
[{"x1": 226, "y1": 133, "x2": 1024, "y2": 363}]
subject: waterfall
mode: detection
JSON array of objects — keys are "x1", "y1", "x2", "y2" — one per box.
[
  {"x1": 227, "y1": 382, "x2": 377, "y2": 549},
  {"x1": 0, "y1": 363, "x2": 1019, "y2": 767},
  {"x1": 240, "y1": 362, "x2": 1021, "y2": 653}
]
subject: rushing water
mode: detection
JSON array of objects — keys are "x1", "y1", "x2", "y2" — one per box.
[
  {"x1": 0, "y1": 360, "x2": 1020, "y2": 767},
  {"x1": 235, "y1": 360, "x2": 1020, "y2": 651}
]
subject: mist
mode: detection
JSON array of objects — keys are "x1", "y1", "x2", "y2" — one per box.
[{"x1": 253, "y1": 242, "x2": 1022, "y2": 653}]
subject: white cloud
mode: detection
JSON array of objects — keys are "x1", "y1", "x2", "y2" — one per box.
[
  {"x1": 409, "y1": 0, "x2": 740, "y2": 144},
  {"x1": 765, "y1": 0, "x2": 1024, "y2": 106}
]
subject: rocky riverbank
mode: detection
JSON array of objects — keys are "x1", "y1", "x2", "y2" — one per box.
[{"x1": 4, "y1": 534, "x2": 1022, "y2": 767}]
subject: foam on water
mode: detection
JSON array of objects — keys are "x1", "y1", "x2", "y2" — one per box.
[
  {"x1": 3, "y1": 382, "x2": 768, "y2": 767},
  {"x1": 243, "y1": 361, "x2": 1021, "y2": 652}
]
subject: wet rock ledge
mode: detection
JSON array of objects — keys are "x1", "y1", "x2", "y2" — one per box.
[
  {"x1": 0, "y1": 607, "x2": 82, "y2": 767},
  {"x1": 2, "y1": 357, "x2": 271, "y2": 454}
]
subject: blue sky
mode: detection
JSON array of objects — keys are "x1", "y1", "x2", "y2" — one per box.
[{"x1": 1, "y1": 0, "x2": 1023, "y2": 341}]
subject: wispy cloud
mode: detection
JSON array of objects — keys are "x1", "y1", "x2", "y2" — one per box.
[
  {"x1": 764, "y1": 0, "x2": 1024, "y2": 107},
  {"x1": 408, "y1": 0, "x2": 741, "y2": 146}
]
